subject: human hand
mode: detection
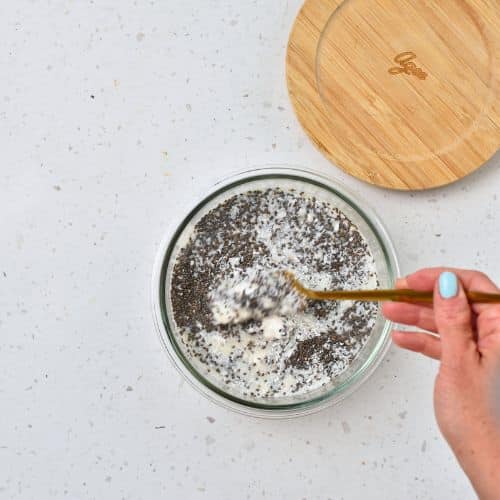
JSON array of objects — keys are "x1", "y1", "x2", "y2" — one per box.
[{"x1": 382, "y1": 268, "x2": 500, "y2": 500}]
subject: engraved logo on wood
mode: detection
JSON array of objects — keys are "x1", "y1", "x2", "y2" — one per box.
[{"x1": 389, "y1": 52, "x2": 427, "y2": 80}]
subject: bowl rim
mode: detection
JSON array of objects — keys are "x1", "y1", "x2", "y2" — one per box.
[{"x1": 151, "y1": 165, "x2": 400, "y2": 418}]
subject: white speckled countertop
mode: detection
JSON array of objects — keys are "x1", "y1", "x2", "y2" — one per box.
[{"x1": 1, "y1": 1, "x2": 499, "y2": 499}]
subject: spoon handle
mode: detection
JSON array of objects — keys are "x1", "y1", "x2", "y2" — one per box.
[{"x1": 291, "y1": 282, "x2": 500, "y2": 303}]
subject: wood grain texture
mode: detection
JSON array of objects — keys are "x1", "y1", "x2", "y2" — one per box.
[{"x1": 286, "y1": 0, "x2": 500, "y2": 190}]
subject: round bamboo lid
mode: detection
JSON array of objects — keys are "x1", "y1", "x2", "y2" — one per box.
[{"x1": 286, "y1": 0, "x2": 500, "y2": 190}]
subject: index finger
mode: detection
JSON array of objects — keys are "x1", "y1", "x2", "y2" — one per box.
[{"x1": 398, "y1": 267, "x2": 499, "y2": 314}]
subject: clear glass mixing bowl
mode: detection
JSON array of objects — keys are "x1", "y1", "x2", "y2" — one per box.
[{"x1": 152, "y1": 167, "x2": 399, "y2": 418}]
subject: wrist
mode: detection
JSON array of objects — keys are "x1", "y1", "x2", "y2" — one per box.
[{"x1": 452, "y1": 436, "x2": 500, "y2": 500}]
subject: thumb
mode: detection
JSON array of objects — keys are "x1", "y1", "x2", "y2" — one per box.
[{"x1": 433, "y1": 271, "x2": 476, "y2": 369}]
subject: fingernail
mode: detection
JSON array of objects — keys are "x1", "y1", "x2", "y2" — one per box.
[{"x1": 439, "y1": 271, "x2": 458, "y2": 299}]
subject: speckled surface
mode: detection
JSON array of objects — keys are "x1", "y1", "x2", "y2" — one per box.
[{"x1": 1, "y1": 1, "x2": 498, "y2": 499}]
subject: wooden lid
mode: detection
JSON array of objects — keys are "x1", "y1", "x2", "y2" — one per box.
[{"x1": 286, "y1": 0, "x2": 500, "y2": 190}]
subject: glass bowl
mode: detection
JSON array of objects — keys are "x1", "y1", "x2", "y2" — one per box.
[{"x1": 152, "y1": 167, "x2": 399, "y2": 418}]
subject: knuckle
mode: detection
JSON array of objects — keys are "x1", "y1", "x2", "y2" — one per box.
[
  {"x1": 437, "y1": 303, "x2": 470, "y2": 328},
  {"x1": 439, "y1": 304, "x2": 461, "y2": 320},
  {"x1": 478, "y1": 332, "x2": 500, "y2": 351}
]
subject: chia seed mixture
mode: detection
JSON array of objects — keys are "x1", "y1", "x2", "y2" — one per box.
[
  {"x1": 170, "y1": 187, "x2": 378, "y2": 400},
  {"x1": 210, "y1": 270, "x2": 306, "y2": 325}
]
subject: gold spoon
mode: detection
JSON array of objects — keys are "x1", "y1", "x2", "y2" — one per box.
[{"x1": 285, "y1": 272, "x2": 500, "y2": 304}]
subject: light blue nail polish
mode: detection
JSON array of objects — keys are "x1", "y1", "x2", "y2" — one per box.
[{"x1": 439, "y1": 271, "x2": 458, "y2": 299}]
